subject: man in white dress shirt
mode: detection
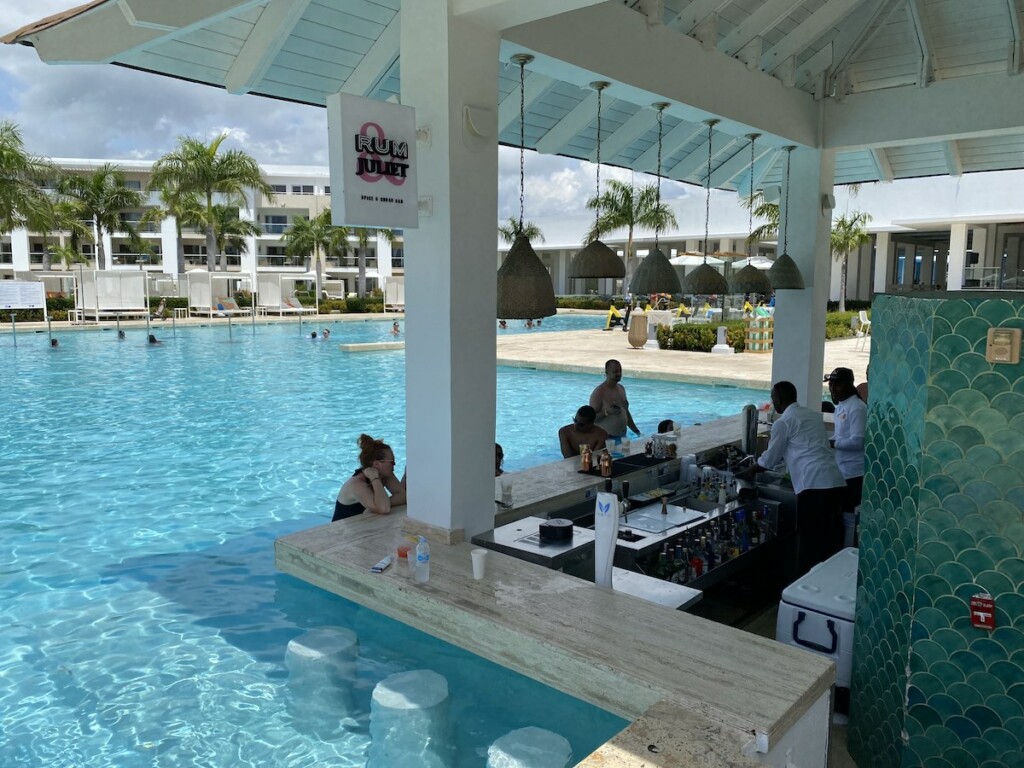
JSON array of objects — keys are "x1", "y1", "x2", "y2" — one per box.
[
  {"x1": 826, "y1": 367, "x2": 867, "y2": 528},
  {"x1": 742, "y1": 380, "x2": 846, "y2": 576}
]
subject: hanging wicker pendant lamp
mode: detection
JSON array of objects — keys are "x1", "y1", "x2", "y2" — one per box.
[
  {"x1": 681, "y1": 119, "x2": 728, "y2": 296},
  {"x1": 767, "y1": 145, "x2": 805, "y2": 290},
  {"x1": 729, "y1": 133, "x2": 772, "y2": 296},
  {"x1": 496, "y1": 54, "x2": 557, "y2": 319},
  {"x1": 568, "y1": 82, "x2": 624, "y2": 280},
  {"x1": 629, "y1": 102, "x2": 681, "y2": 296}
]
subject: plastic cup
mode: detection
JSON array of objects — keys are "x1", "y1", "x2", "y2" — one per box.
[
  {"x1": 500, "y1": 480, "x2": 513, "y2": 505},
  {"x1": 471, "y1": 548, "x2": 488, "y2": 580}
]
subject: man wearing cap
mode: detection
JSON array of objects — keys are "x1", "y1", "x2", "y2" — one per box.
[
  {"x1": 826, "y1": 367, "x2": 867, "y2": 527},
  {"x1": 740, "y1": 380, "x2": 846, "y2": 577}
]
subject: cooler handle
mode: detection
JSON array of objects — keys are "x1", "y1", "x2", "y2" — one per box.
[{"x1": 792, "y1": 611, "x2": 838, "y2": 654}]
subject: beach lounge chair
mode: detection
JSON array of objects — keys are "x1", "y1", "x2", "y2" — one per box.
[
  {"x1": 282, "y1": 296, "x2": 315, "y2": 314},
  {"x1": 215, "y1": 296, "x2": 251, "y2": 316}
]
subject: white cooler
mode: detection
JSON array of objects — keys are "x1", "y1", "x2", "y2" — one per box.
[{"x1": 776, "y1": 548, "x2": 858, "y2": 693}]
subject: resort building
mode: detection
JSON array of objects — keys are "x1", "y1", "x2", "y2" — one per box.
[{"x1": 0, "y1": 159, "x2": 403, "y2": 298}]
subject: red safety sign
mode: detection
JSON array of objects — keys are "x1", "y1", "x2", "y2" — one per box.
[{"x1": 969, "y1": 594, "x2": 996, "y2": 630}]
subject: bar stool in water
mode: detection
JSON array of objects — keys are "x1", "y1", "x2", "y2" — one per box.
[
  {"x1": 487, "y1": 726, "x2": 573, "y2": 768},
  {"x1": 368, "y1": 669, "x2": 451, "y2": 767}
]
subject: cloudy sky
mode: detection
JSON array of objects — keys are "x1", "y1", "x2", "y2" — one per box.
[{"x1": 0, "y1": 1, "x2": 695, "y2": 222}]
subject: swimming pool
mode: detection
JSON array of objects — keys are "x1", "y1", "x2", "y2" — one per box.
[{"x1": 0, "y1": 324, "x2": 766, "y2": 766}]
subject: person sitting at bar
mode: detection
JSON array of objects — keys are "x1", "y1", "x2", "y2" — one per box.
[
  {"x1": 558, "y1": 405, "x2": 608, "y2": 458},
  {"x1": 657, "y1": 419, "x2": 675, "y2": 433},
  {"x1": 739, "y1": 381, "x2": 845, "y2": 576},
  {"x1": 333, "y1": 433, "x2": 407, "y2": 521},
  {"x1": 495, "y1": 443, "x2": 505, "y2": 477}
]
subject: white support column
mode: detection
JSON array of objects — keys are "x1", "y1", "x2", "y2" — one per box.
[
  {"x1": 972, "y1": 226, "x2": 988, "y2": 267},
  {"x1": 873, "y1": 231, "x2": 890, "y2": 294},
  {"x1": 771, "y1": 148, "x2": 835, "y2": 408},
  {"x1": 377, "y1": 235, "x2": 393, "y2": 280},
  {"x1": 829, "y1": 249, "x2": 842, "y2": 303},
  {"x1": 401, "y1": 0, "x2": 499, "y2": 540},
  {"x1": 11, "y1": 228, "x2": 30, "y2": 271},
  {"x1": 160, "y1": 217, "x2": 177, "y2": 273},
  {"x1": 555, "y1": 249, "x2": 568, "y2": 295},
  {"x1": 947, "y1": 222, "x2": 968, "y2": 291}
]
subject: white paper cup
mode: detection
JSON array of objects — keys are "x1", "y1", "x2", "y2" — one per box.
[{"x1": 471, "y1": 549, "x2": 488, "y2": 580}]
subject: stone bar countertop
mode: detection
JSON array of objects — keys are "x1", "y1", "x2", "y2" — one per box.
[
  {"x1": 275, "y1": 505, "x2": 833, "y2": 766},
  {"x1": 494, "y1": 414, "x2": 747, "y2": 525}
]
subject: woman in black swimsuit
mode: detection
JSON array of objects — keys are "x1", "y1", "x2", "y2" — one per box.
[{"x1": 333, "y1": 434, "x2": 407, "y2": 521}]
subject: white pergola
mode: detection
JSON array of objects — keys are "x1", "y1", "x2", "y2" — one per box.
[{"x1": 8, "y1": 0, "x2": 1024, "y2": 540}]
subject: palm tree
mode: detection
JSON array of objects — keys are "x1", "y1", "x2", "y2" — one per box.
[
  {"x1": 584, "y1": 180, "x2": 677, "y2": 284},
  {"x1": 498, "y1": 217, "x2": 545, "y2": 245},
  {"x1": 210, "y1": 205, "x2": 262, "y2": 256},
  {"x1": 830, "y1": 211, "x2": 872, "y2": 312},
  {"x1": 282, "y1": 210, "x2": 350, "y2": 298},
  {"x1": 351, "y1": 227, "x2": 396, "y2": 298},
  {"x1": 57, "y1": 163, "x2": 144, "y2": 270},
  {"x1": 149, "y1": 133, "x2": 273, "y2": 271},
  {"x1": 142, "y1": 187, "x2": 203, "y2": 275},
  {"x1": 743, "y1": 190, "x2": 780, "y2": 246},
  {"x1": 0, "y1": 120, "x2": 56, "y2": 236},
  {"x1": 25, "y1": 198, "x2": 91, "y2": 270}
]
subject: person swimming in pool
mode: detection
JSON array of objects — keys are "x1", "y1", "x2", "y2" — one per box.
[{"x1": 333, "y1": 433, "x2": 407, "y2": 522}]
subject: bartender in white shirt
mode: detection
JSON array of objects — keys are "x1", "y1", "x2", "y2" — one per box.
[
  {"x1": 740, "y1": 380, "x2": 846, "y2": 576},
  {"x1": 825, "y1": 368, "x2": 867, "y2": 525}
]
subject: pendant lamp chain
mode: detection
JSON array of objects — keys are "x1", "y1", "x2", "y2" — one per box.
[
  {"x1": 653, "y1": 102, "x2": 668, "y2": 250},
  {"x1": 702, "y1": 119, "x2": 719, "y2": 260},
  {"x1": 518, "y1": 55, "x2": 527, "y2": 231},
  {"x1": 782, "y1": 145, "x2": 793, "y2": 256},
  {"x1": 593, "y1": 82, "x2": 609, "y2": 231},
  {"x1": 747, "y1": 133, "x2": 758, "y2": 261}
]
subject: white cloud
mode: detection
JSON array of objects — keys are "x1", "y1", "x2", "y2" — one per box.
[{"x1": 0, "y1": 1, "x2": 701, "y2": 220}]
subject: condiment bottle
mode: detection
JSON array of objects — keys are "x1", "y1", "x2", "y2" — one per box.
[
  {"x1": 581, "y1": 444, "x2": 593, "y2": 472},
  {"x1": 599, "y1": 450, "x2": 613, "y2": 477},
  {"x1": 661, "y1": 496, "x2": 669, "y2": 515}
]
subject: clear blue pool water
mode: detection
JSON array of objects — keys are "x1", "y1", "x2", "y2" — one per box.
[{"x1": 0, "y1": 322, "x2": 767, "y2": 767}]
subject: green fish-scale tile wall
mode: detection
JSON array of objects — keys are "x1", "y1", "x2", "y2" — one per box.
[{"x1": 849, "y1": 295, "x2": 1024, "y2": 768}]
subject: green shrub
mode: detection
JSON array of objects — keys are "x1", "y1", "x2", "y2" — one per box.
[
  {"x1": 825, "y1": 311, "x2": 859, "y2": 340},
  {"x1": 657, "y1": 321, "x2": 746, "y2": 352},
  {"x1": 557, "y1": 295, "x2": 613, "y2": 310},
  {"x1": 319, "y1": 299, "x2": 347, "y2": 314}
]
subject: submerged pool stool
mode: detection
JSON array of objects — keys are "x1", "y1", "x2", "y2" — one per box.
[
  {"x1": 285, "y1": 626, "x2": 360, "y2": 724},
  {"x1": 368, "y1": 669, "x2": 451, "y2": 768},
  {"x1": 487, "y1": 726, "x2": 573, "y2": 768}
]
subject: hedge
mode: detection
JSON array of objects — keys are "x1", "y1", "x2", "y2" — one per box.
[{"x1": 657, "y1": 321, "x2": 747, "y2": 352}]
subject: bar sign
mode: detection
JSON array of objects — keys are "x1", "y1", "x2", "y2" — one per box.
[{"x1": 969, "y1": 593, "x2": 996, "y2": 630}]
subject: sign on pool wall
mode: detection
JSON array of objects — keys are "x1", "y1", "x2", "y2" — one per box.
[
  {"x1": 326, "y1": 92, "x2": 418, "y2": 229},
  {"x1": 0, "y1": 281, "x2": 46, "y2": 311}
]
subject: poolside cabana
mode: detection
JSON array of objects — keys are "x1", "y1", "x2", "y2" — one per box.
[
  {"x1": 383, "y1": 277, "x2": 405, "y2": 312},
  {"x1": 186, "y1": 270, "x2": 251, "y2": 317},
  {"x1": 256, "y1": 273, "x2": 317, "y2": 315},
  {"x1": 76, "y1": 270, "x2": 148, "y2": 321}
]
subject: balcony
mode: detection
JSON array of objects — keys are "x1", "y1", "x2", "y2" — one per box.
[
  {"x1": 258, "y1": 255, "x2": 306, "y2": 268},
  {"x1": 110, "y1": 253, "x2": 164, "y2": 267}
]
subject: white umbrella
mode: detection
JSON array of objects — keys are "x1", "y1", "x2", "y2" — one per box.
[{"x1": 669, "y1": 253, "x2": 724, "y2": 267}]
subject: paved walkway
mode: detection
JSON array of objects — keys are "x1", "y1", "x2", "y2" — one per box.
[{"x1": 499, "y1": 312, "x2": 870, "y2": 391}]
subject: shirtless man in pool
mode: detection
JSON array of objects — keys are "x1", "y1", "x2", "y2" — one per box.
[{"x1": 589, "y1": 359, "x2": 640, "y2": 439}]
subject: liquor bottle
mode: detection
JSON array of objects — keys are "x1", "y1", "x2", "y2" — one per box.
[
  {"x1": 599, "y1": 450, "x2": 613, "y2": 477},
  {"x1": 704, "y1": 535, "x2": 715, "y2": 570},
  {"x1": 661, "y1": 496, "x2": 669, "y2": 515},
  {"x1": 580, "y1": 444, "x2": 592, "y2": 472}
]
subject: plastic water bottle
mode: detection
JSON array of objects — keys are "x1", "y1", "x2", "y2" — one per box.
[{"x1": 414, "y1": 536, "x2": 430, "y2": 583}]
